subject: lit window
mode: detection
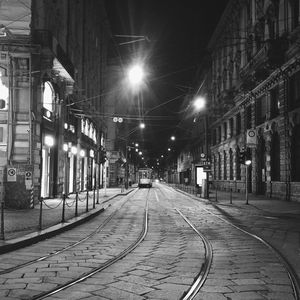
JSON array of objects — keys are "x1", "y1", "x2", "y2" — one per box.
[{"x1": 43, "y1": 82, "x2": 54, "y2": 112}]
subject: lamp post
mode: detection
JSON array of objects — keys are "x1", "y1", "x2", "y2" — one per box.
[
  {"x1": 124, "y1": 63, "x2": 146, "y2": 189},
  {"x1": 193, "y1": 96, "x2": 210, "y2": 199},
  {"x1": 245, "y1": 156, "x2": 252, "y2": 205}
]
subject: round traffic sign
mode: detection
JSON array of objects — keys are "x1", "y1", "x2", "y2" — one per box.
[
  {"x1": 8, "y1": 169, "x2": 16, "y2": 176},
  {"x1": 248, "y1": 130, "x2": 256, "y2": 137}
]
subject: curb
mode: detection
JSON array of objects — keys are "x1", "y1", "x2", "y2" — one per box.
[{"x1": 0, "y1": 188, "x2": 136, "y2": 254}]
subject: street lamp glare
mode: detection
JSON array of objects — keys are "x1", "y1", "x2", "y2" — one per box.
[
  {"x1": 128, "y1": 64, "x2": 144, "y2": 86},
  {"x1": 194, "y1": 96, "x2": 206, "y2": 111},
  {"x1": 171, "y1": 136, "x2": 175, "y2": 141},
  {"x1": 140, "y1": 122, "x2": 145, "y2": 129}
]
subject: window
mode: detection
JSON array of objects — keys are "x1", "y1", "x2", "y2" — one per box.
[
  {"x1": 229, "y1": 118, "x2": 234, "y2": 138},
  {"x1": 218, "y1": 153, "x2": 221, "y2": 180},
  {"x1": 271, "y1": 132, "x2": 280, "y2": 181},
  {"x1": 43, "y1": 82, "x2": 54, "y2": 112},
  {"x1": 236, "y1": 113, "x2": 241, "y2": 135},
  {"x1": 229, "y1": 149, "x2": 233, "y2": 180},
  {"x1": 236, "y1": 147, "x2": 241, "y2": 180},
  {"x1": 270, "y1": 86, "x2": 280, "y2": 119},
  {"x1": 223, "y1": 151, "x2": 227, "y2": 180},
  {"x1": 288, "y1": 72, "x2": 300, "y2": 110},
  {"x1": 291, "y1": 125, "x2": 300, "y2": 181},
  {"x1": 224, "y1": 122, "x2": 227, "y2": 140},
  {"x1": 256, "y1": 95, "x2": 267, "y2": 125},
  {"x1": 246, "y1": 105, "x2": 252, "y2": 129},
  {"x1": 218, "y1": 126, "x2": 222, "y2": 143}
]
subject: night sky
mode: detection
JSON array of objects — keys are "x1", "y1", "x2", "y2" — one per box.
[{"x1": 104, "y1": 0, "x2": 229, "y2": 163}]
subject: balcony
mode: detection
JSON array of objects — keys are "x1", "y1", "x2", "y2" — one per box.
[{"x1": 239, "y1": 37, "x2": 288, "y2": 92}]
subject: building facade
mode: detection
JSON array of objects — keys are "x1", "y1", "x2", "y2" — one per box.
[
  {"x1": 0, "y1": 0, "x2": 111, "y2": 208},
  {"x1": 198, "y1": 0, "x2": 300, "y2": 201}
]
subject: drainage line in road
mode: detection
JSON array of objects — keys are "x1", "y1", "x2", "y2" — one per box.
[
  {"x1": 30, "y1": 190, "x2": 150, "y2": 300},
  {"x1": 175, "y1": 208, "x2": 213, "y2": 300}
]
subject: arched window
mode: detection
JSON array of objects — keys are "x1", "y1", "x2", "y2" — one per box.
[
  {"x1": 0, "y1": 66, "x2": 8, "y2": 109},
  {"x1": 43, "y1": 81, "x2": 55, "y2": 112},
  {"x1": 224, "y1": 150, "x2": 227, "y2": 180},
  {"x1": 218, "y1": 152, "x2": 222, "y2": 180},
  {"x1": 271, "y1": 131, "x2": 281, "y2": 181},
  {"x1": 229, "y1": 149, "x2": 233, "y2": 180},
  {"x1": 291, "y1": 124, "x2": 300, "y2": 181},
  {"x1": 236, "y1": 147, "x2": 241, "y2": 180}
]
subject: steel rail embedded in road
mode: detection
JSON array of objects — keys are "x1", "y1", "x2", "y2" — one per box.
[
  {"x1": 202, "y1": 205, "x2": 300, "y2": 300},
  {"x1": 175, "y1": 208, "x2": 213, "y2": 300},
  {"x1": 30, "y1": 189, "x2": 150, "y2": 300},
  {"x1": 0, "y1": 189, "x2": 139, "y2": 275},
  {"x1": 167, "y1": 185, "x2": 300, "y2": 300}
]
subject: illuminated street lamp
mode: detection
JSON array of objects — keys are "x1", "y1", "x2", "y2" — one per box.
[
  {"x1": 140, "y1": 122, "x2": 145, "y2": 129},
  {"x1": 170, "y1": 136, "x2": 175, "y2": 141},
  {"x1": 193, "y1": 95, "x2": 209, "y2": 199},
  {"x1": 193, "y1": 96, "x2": 206, "y2": 111},
  {"x1": 245, "y1": 157, "x2": 252, "y2": 205},
  {"x1": 127, "y1": 64, "x2": 145, "y2": 87}
]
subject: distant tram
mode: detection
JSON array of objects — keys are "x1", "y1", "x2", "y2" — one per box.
[{"x1": 138, "y1": 168, "x2": 152, "y2": 188}]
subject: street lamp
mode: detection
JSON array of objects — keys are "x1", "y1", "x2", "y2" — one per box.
[
  {"x1": 127, "y1": 63, "x2": 145, "y2": 88},
  {"x1": 245, "y1": 158, "x2": 252, "y2": 205},
  {"x1": 193, "y1": 96, "x2": 209, "y2": 199}
]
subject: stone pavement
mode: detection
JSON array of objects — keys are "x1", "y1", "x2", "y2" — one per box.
[
  {"x1": 0, "y1": 186, "x2": 136, "y2": 253},
  {"x1": 172, "y1": 183, "x2": 300, "y2": 285}
]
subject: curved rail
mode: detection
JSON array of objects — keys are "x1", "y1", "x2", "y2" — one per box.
[
  {"x1": 204, "y1": 205, "x2": 300, "y2": 300},
  {"x1": 0, "y1": 189, "x2": 139, "y2": 275},
  {"x1": 30, "y1": 189, "x2": 150, "y2": 300},
  {"x1": 175, "y1": 208, "x2": 213, "y2": 300},
  {"x1": 168, "y1": 185, "x2": 300, "y2": 300}
]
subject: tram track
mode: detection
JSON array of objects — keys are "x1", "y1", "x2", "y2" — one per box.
[
  {"x1": 30, "y1": 188, "x2": 150, "y2": 300},
  {"x1": 164, "y1": 184, "x2": 300, "y2": 300},
  {"x1": 0, "y1": 188, "x2": 138, "y2": 275}
]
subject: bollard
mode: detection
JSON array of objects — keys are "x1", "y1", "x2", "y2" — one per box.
[
  {"x1": 230, "y1": 188, "x2": 232, "y2": 204},
  {"x1": 61, "y1": 194, "x2": 66, "y2": 223},
  {"x1": 39, "y1": 197, "x2": 43, "y2": 231},
  {"x1": 96, "y1": 185, "x2": 99, "y2": 204},
  {"x1": 86, "y1": 189, "x2": 89, "y2": 212},
  {"x1": 93, "y1": 187, "x2": 96, "y2": 209},
  {"x1": 0, "y1": 201, "x2": 4, "y2": 240},
  {"x1": 75, "y1": 192, "x2": 78, "y2": 217},
  {"x1": 215, "y1": 187, "x2": 218, "y2": 202}
]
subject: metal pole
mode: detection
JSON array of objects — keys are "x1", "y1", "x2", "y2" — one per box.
[
  {"x1": 96, "y1": 184, "x2": 99, "y2": 204},
  {"x1": 125, "y1": 142, "x2": 129, "y2": 190},
  {"x1": 104, "y1": 161, "x2": 107, "y2": 196},
  {"x1": 230, "y1": 188, "x2": 232, "y2": 204},
  {"x1": 62, "y1": 194, "x2": 66, "y2": 223},
  {"x1": 215, "y1": 186, "x2": 218, "y2": 202},
  {"x1": 93, "y1": 187, "x2": 96, "y2": 209},
  {"x1": 245, "y1": 165, "x2": 249, "y2": 205},
  {"x1": 0, "y1": 201, "x2": 4, "y2": 240},
  {"x1": 204, "y1": 114, "x2": 209, "y2": 199},
  {"x1": 39, "y1": 197, "x2": 43, "y2": 230},
  {"x1": 86, "y1": 189, "x2": 89, "y2": 212},
  {"x1": 75, "y1": 192, "x2": 78, "y2": 217}
]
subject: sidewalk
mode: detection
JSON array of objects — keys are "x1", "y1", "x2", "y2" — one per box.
[
  {"x1": 172, "y1": 183, "x2": 300, "y2": 282},
  {"x1": 0, "y1": 186, "x2": 136, "y2": 254},
  {"x1": 171, "y1": 183, "x2": 300, "y2": 217},
  {"x1": 208, "y1": 188, "x2": 300, "y2": 217}
]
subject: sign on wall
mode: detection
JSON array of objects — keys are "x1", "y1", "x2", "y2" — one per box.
[
  {"x1": 7, "y1": 168, "x2": 17, "y2": 182},
  {"x1": 246, "y1": 129, "x2": 257, "y2": 148}
]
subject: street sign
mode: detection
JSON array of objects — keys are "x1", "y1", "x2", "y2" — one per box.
[
  {"x1": 246, "y1": 129, "x2": 257, "y2": 148},
  {"x1": 7, "y1": 168, "x2": 16, "y2": 182},
  {"x1": 25, "y1": 171, "x2": 32, "y2": 189}
]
